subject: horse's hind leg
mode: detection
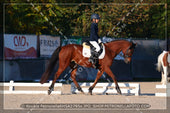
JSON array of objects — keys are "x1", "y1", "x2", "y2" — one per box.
[
  {"x1": 48, "y1": 61, "x2": 69, "y2": 95},
  {"x1": 71, "y1": 68, "x2": 84, "y2": 94},
  {"x1": 161, "y1": 72, "x2": 165, "y2": 84},
  {"x1": 105, "y1": 67, "x2": 122, "y2": 95},
  {"x1": 48, "y1": 67, "x2": 65, "y2": 95},
  {"x1": 162, "y1": 66, "x2": 168, "y2": 85}
]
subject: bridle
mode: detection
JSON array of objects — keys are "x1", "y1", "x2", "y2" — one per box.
[{"x1": 124, "y1": 42, "x2": 136, "y2": 59}]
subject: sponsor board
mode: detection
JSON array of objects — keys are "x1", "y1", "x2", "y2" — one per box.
[
  {"x1": 4, "y1": 34, "x2": 37, "y2": 59},
  {"x1": 40, "y1": 35, "x2": 60, "y2": 57}
]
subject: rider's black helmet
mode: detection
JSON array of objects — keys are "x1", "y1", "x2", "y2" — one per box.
[{"x1": 91, "y1": 13, "x2": 100, "y2": 20}]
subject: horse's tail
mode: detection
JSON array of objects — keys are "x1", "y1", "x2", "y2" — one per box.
[
  {"x1": 156, "y1": 53, "x2": 163, "y2": 72},
  {"x1": 40, "y1": 46, "x2": 61, "y2": 84}
]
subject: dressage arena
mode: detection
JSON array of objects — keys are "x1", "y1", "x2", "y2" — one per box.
[{"x1": 1, "y1": 81, "x2": 169, "y2": 110}]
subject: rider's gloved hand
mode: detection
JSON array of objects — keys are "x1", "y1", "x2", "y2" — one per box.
[
  {"x1": 98, "y1": 39, "x2": 103, "y2": 49},
  {"x1": 98, "y1": 39, "x2": 102, "y2": 43}
]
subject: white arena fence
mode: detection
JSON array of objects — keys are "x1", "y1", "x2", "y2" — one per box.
[
  {"x1": 71, "y1": 82, "x2": 141, "y2": 96},
  {"x1": 0, "y1": 80, "x2": 62, "y2": 94},
  {"x1": 155, "y1": 83, "x2": 170, "y2": 97}
]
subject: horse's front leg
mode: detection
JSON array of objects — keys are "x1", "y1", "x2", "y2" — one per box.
[
  {"x1": 104, "y1": 67, "x2": 121, "y2": 95},
  {"x1": 71, "y1": 68, "x2": 84, "y2": 94},
  {"x1": 89, "y1": 70, "x2": 104, "y2": 95}
]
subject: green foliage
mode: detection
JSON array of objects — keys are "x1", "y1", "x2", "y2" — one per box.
[{"x1": 3, "y1": 0, "x2": 168, "y2": 39}]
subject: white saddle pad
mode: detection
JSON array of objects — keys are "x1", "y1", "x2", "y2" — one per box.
[{"x1": 82, "y1": 41, "x2": 105, "y2": 59}]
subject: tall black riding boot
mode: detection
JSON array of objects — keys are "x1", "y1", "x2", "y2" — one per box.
[
  {"x1": 88, "y1": 50, "x2": 100, "y2": 69},
  {"x1": 88, "y1": 48, "x2": 96, "y2": 65}
]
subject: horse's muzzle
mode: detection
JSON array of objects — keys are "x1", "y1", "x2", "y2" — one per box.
[{"x1": 124, "y1": 58, "x2": 131, "y2": 64}]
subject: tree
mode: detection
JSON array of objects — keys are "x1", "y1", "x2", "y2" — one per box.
[{"x1": 3, "y1": 0, "x2": 168, "y2": 39}]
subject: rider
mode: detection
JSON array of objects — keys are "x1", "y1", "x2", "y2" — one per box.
[{"x1": 88, "y1": 13, "x2": 103, "y2": 69}]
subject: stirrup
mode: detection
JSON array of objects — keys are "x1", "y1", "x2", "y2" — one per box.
[{"x1": 88, "y1": 57, "x2": 94, "y2": 63}]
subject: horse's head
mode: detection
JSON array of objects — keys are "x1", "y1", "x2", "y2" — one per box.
[
  {"x1": 105, "y1": 40, "x2": 136, "y2": 63},
  {"x1": 122, "y1": 41, "x2": 136, "y2": 64}
]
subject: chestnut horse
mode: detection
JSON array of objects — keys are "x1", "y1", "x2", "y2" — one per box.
[{"x1": 40, "y1": 40, "x2": 136, "y2": 95}]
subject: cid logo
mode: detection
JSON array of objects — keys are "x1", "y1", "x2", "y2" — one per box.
[{"x1": 14, "y1": 36, "x2": 29, "y2": 47}]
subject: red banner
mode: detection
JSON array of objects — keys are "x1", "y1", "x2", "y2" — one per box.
[{"x1": 4, "y1": 34, "x2": 37, "y2": 59}]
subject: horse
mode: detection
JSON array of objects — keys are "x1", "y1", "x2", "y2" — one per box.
[
  {"x1": 157, "y1": 51, "x2": 170, "y2": 85},
  {"x1": 40, "y1": 40, "x2": 136, "y2": 95}
]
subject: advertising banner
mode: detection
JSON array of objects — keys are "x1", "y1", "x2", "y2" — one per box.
[
  {"x1": 40, "y1": 35, "x2": 60, "y2": 57},
  {"x1": 0, "y1": 35, "x2": 3, "y2": 59},
  {"x1": 61, "y1": 37, "x2": 82, "y2": 46},
  {"x1": 4, "y1": 34, "x2": 37, "y2": 59}
]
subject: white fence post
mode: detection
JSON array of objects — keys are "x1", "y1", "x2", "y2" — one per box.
[
  {"x1": 1, "y1": 80, "x2": 62, "y2": 94},
  {"x1": 71, "y1": 82, "x2": 140, "y2": 96},
  {"x1": 155, "y1": 84, "x2": 167, "y2": 97},
  {"x1": 135, "y1": 84, "x2": 140, "y2": 96},
  {"x1": 9, "y1": 80, "x2": 14, "y2": 92}
]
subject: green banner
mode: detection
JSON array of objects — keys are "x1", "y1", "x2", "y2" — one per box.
[{"x1": 61, "y1": 37, "x2": 82, "y2": 46}]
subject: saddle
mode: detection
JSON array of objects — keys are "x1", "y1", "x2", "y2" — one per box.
[{"x1": 82, "y1": 41, "x2": 105, "y2": 59}]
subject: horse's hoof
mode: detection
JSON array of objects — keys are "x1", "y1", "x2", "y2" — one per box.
[
  {"x1": 118, "y1": 92, "x2": 122, "y2": 95},
  {"x1": 88, "y1": 90, "x2": 92, "y2": 95},
  {"x1": 117, "y1": 88, "x2": 122, "y2": 95},
  {"x1": 116, "y1": 87, "x2": 122, "y2": 95},
  {"x1": 88, "y1": 87, "x2": 93, "y2": 95},
  {"x1": 48, "y1": 90, "x2": 52, "y2": 95},
  {"x1": 117, "y1": 90, "x2": 122, "y2": 95},
  {"x1": 88, "y1": 92, "x2": 92, "y2": 95},
  {"x1": 48, "y1": 86, "x2": 54, "y2": 95},
  {"x1": 48, "y1": 88, "x2": 53, "y2": 95},
  {"x1": 79, "y1": 89, "x2": 85, "y2": 94}
]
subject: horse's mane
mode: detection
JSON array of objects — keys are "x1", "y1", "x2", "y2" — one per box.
[
  {"x1": 105, "y1": 39, "x2": 130, "y2": 44},
  {"x1": 68, "y1": 39, "x2": 131, "y2": 47}
]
